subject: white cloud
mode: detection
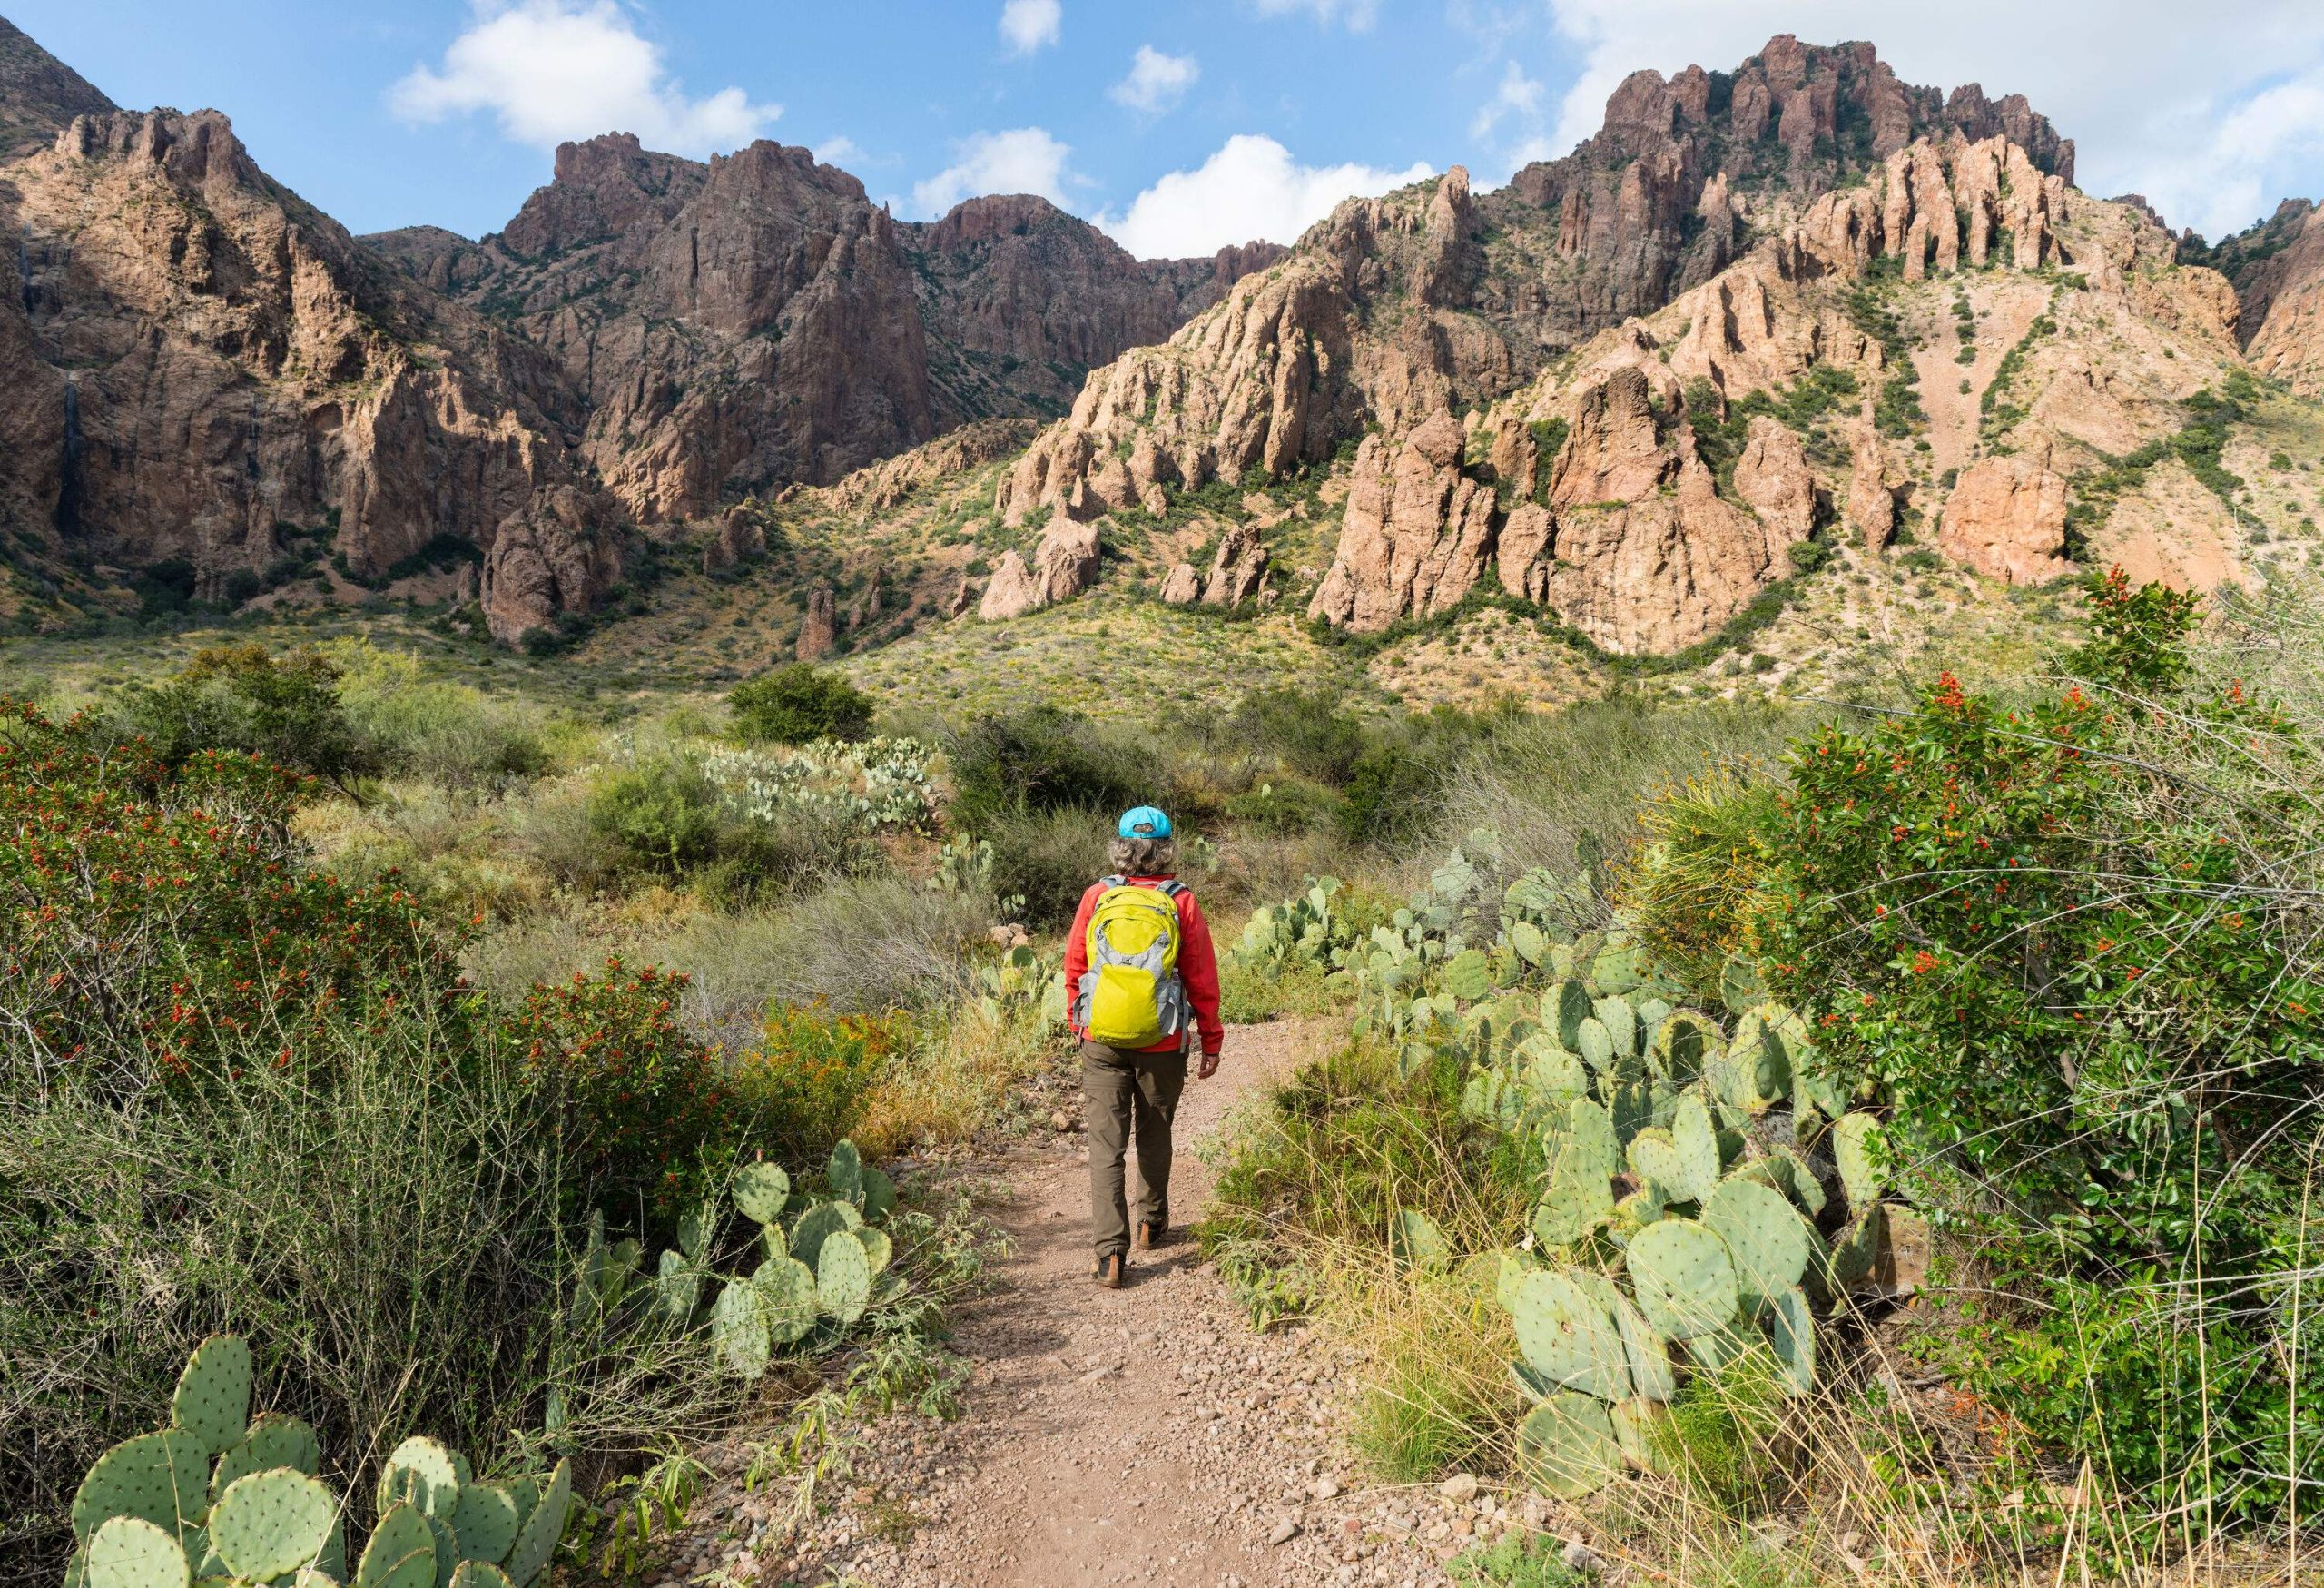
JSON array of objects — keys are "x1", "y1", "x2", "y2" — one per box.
[
  {"x1": 1535, "y1": 0, "x2": 2324, "y2": 240},
  {"x1": 1470, "y1": 58, "x2": 1541, "y2": 141},
  {"x1": 999, "y1": 0, "x2": 1061, "y2": 55},
  {"x1": 1110, "y1": 46, "x2": 1199, "y2": 114},
  {"x1": 812, "y1": 135, "x2": 864, "y2": 171},
  {"x1": 1250, "y1": 0, "x2": 1381, "y2": 29},
  {"x1": 1098, "y1": 133, "x2": 1433, "y2": 257},
  {"x1": 389, "y1": 0, "x2": 778, "y2": 154},
  {"x1": 912, "y1": 127, "x2": 1075, "y2": 216}
]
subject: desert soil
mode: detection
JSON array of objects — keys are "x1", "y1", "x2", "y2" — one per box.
[{"x1": 642, "y1": 1018, "x2": 1561, "y2": 1588}]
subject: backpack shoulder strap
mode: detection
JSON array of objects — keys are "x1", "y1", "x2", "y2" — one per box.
[
  {"x1": 1157, "y1": 880, "x2": 1189, "y2": 899},
  {"x1": 1099, "y1": 874, "x2": 1126, "y2": 889}
]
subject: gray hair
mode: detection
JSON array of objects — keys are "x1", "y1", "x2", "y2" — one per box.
[{"x1": 1108, "y1": 835, "x2": 1177, "y2": 876}]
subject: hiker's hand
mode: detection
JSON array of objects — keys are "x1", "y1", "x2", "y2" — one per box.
[{"x1": 1197, "y1": 1050, "x2": 1220, "y2": 1080}]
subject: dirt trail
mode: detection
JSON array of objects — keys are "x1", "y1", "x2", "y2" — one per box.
[{"x1": 712, "y1": 1017, "x2": 1508, "y2": 1588}]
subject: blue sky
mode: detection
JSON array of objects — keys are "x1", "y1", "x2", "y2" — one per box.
[{"x1": 10, "y1": 1, "x2": 2324, "y2": 254}]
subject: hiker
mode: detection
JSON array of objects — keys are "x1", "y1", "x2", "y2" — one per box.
[{"x1": 1063, "y1": 805, "x2": 1224, "y2": 1288}]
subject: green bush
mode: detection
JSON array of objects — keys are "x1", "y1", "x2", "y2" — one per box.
[
  {"x1": 1225, "y1": 776, "x2": 1345, "y2": 835},
  {"x1": 730, "y1": 664, "x2": 874, "y2": 745},
  {"x1": 587, "y1": 756, "x2": 723, "y2": 873},
  {"x1": 980, "y1": 803, "x2": 1115, "y2": 929},
  {"x1": 946, "y1": 705, "x2": 1170, "y2": 833},
  {"x1": 100, "y1": 644, "x2": 381, "y2": 787}
]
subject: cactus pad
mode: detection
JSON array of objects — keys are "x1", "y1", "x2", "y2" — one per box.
[
  {"x1": 1624, "y1": 1129, "x2": 1683, "y2": 1205},
  {"x1": 170, "y1": 1335, "x2": 253, "y2": 1457},
  {"x1": 1590, "y1": 932, "x2": 1645, "y2": 993},
  {"x1": 732, "y1": 1161, "x2": 791, "y2": 1225},
  {"x1": 1541, "y1": 981, "x2": 1590, "y2": 1050},
  {"x1": 1832, "y1": 1113, "x2": 1888, "y2": 1211},
  {"x1": 210, "y1": 1471, "x2": 334, "y2": 1582},
  {"x1": 654, "y1": 1250, "x2": 702, "y2": 1327},
  {"x1": 675, "y1": 1203, "x2": 713, "y2": 1261},
  {"x1": 355, "y1": 1504, "x2": 437, "y2": 1588},
  {"x1": 448, "y1": 1482, "x2": 521, "y2": 1566},
  {"x1": 1390, "y1": 1208, "x2": 1450, "y2": 1272},
  {"x1": 1625, "y1": 1219, "x2": 1739, "y2": 1341},
  {"x1": 1607, "y1": 1079, "x2": 1650, "y2": 1146},
  {"x1": 860, "y1": 1166, "x2": 897, "y2": 1222},
  {"x1": 1669, "y1": 1091, "x2": 1722, "y2": 1203},
  {"x1": 1507, "y1": 1270, "x2": 1630, "y2": 1401},
  {"x1": 1770, "y1": 1147, "x2": 1827, "y2": 1217},
  {"x1": 1702, "y1": 1179, "x2": 1809, "y2": 1314},
  {"x1": 1443, "y1": 949, "x2": 1491, "y2": 1001},
  {"x1": 1574, "y1": 1017, "x2": 1615, "y2": 1075},
  {"x1": 754, "y1": 1256, "x2": 821, "y2": 1345},
  {"x1": 1718, "y1": 954, "x2": 1769, "y2": 1013},
  {"x1": 854, "y1": 1227, "x2": 894, "y2": 1279},
  {"x1": 377, "y1": 1437, "x2": 462, "y2": 1519},
  {"x1": 1828, "y1": 1205, "x2": 1886, "y2": 1292},
  {"x1": 1567, "y1": 1097, "x2": 1617, "y2": 1184},
  {"x1": 710, "y1": 1280, "x2": 771, "y2": 1379},
  {"x1": 209, "y1": 1415, "x2": 321, "y2": 1505},
  {"x1": 787, "y1": 1200, "x2": 860, "y2": 1269},
  {"x1": 1532, "y1": 1139, "x2": 1613, "y2": 1248},
  {"x1": 1611, "y1": 1291, "x2": 1676, "y2": 1403},
  {"x1": 816, "y1": 1231, "x2": 872, "y2": 1325},
  {"x1": 1515, "y1": 1035, "x2": 1586, "y2": 1108},
  {"x1": 1516, "y1": 1393, "x2": 1622, "y2": 1498},
  {"x1": 1649, "y1": 1011, "x2": 1718, "y2": 1085},
  {"x1": 827, "y1": 1140, "x2": 864, "y2": 1206},
  {"x1": 426, "y1": 1512, "x2": 460, "y2": 1587},
  {"x1": 1591, "y1": 996, "x2": 1637, "y2": 1059},
  {"x1": 1765, "y1": 1287, "x2": 1815, "y2": 1396},
  {"x1": 449, "y1": 1564, "x2": 514, "y2": 1588},
  {"x1": 1509, "y1": 920, "x2": 1548, "y2": 967},
  {"x1": 87, "y1": 1516, "x2": 189, "y2": 1588},
  {"x1": 73, "y1": 1430, "x2": 209, "y2": 1544},
  {"x1": 500, "y1": 1460, "x2": 568, "y2": 1588}
]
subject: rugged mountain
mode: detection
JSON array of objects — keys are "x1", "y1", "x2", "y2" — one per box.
[
  {"x1": 0, "y1": 15, "x2": 106, "y2": 156},
  {"x1": 991, "y1": 35, "x2": 2075, "y2": 534},
  {"x1": 2195, "y1": 199, "x2": 2324, "y2": 396},
  {"x1": 0, "y1": 64, "x2": 620, "y2": 641},
  {"x1": 366, "y1": 138, "x2": 1276, "y2": 524}
]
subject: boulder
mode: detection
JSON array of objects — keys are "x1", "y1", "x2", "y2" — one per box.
[
  {"x1": 481, "y1": 486, "x2": 622, "y2": 644},
  {"x1": 1937, "y1": 457, "x2": 2072, "y2": 584},
  {"x1": 1157, "y1": 562, "x2": 1202, "y2": 605},
  {"x1": 1202, "y1": 522, "x2": 1270, "y2": 606},
  {"x1": 978, "y1": 516, "x2": 1101, "y2": 619}
]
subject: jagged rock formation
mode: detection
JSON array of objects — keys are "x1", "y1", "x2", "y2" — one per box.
[
  {"x1": 369, "y1": 142, "x2": 1271, "y2": 523},
  {"x1": 2201, "y1": 199, "x2": 2324, "y2": 396},
  {"x1": 812, "y1": 418, "x2": 1039, "y2": 518},
  {"x1": 1845, "y1": 419, "x2": 1896, "y2": 548},
  {"x1": 796, "y1": 585, "x2": 838, "y2": 660},
  {"x1": 1202, "y1": 521, "x2": 1271, "y2": 606},
  {"x1": 0, "y1": 15, "x2": 108, "y2": 155},
  {"x1": 2, "y1": 83, "x2": 612, "y2": 642},
  {"x1": 702, "y1": 505, "x2": 767, "y2": 572},
  {"x1": 1157, "y1": 563, "x2": 1202, "y2": 605},
  {"x1": 1937, "y1": 457, "x2": 2072, "y2": 584},
  {"x1": 978, "y1": 517, "x2": 1101, "y2": 619}
]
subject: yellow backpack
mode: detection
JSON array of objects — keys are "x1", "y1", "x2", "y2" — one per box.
[{"x1": 1075, "y1": 877, "x2": 1190, "y2": 1049}]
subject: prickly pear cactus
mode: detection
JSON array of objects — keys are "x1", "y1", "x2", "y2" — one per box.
[
  {"x1": 209, "y1": 1414, "x2": 320, "y2": 1506},
  {"x1": 1532, "y1": 1139, "x2": 1612, "y2": 1248},
  {"x1": 449, "y1": 1563, "x2": 514, "y2": 1588},
  {"x1": 710, "y1": 1280, "x2": 771, "y2": 1379},
  {"x1": 448, "y1": 1482, "x2": 522, "y2": 1567},
  {"x1": 1516, "y1": 1392, "x2": 1622, "y2": 1498},
  {"x1": 85, "y1": 1516, "x2": 186, "y2": 1588},
  {"x1": 355, "y1": 1504, "x2": 438, "y2": 1588},
  {"x1": 1610, "y1": 1291, "x2": 1676, "y2": 1402},
  {"x1": 1666, "y1": 1092, "x2": 1722, "y2": 1204},
  {"x1": 1625, "y1": 1219, "x2": 1739, "y2": 1341},
  {"x1": 376, "y1": 1435, "x2": 462, "y2": 1519},
  {"x1": 860, "y1": 1165, "x2": 898, "y2": 1221},
  {"x1": 1591, "y1": 995, "x2": 1636, "y2": 1060},
  {"x1": 828, "y1": 1140, "x2": 864, "y2": 1207},
  {"x1": 1508, "y1": 1270, "x2": 1630, "y2": 1400},
  {"x1": 816, "y1": 1231, "x2": 872, "y2": 1325},
  {"x1": 788, "y1": 1199, "x2": 861, "y2": 1268},
  {"x1": 169, "y1": 1335, "x2": 252, "y2": 1457},
  {"x1": 1832, "y1": 1112, "x2": 1888, "y2": 1211},
  {"x1": 1765, "y1": 1286, "x2": 1815, "y2": 1396},
  {"x1": 655, "y1": 1249, "x2": 704, "y2": 1326},
  {"x1": 210, "y1": 1470, "x2": 334, "y2": 1582},
  {"x1": 1566, "y1": 1096, "x2": 1617, "y2": 1185},
  {"x1": 1542, "y1": 981, "x2": 1590, "y2": 1050},
  {"x1": 1443, "y1": 949, "x2": 1492, "y2": 1001},
  {"x1": 733, "y1": 1160, "x2": 791, "y2": 1225},
  {"x1": 1701, "y1": 1178, "x2": 1809, "y2": 1315},
  {"x1": 1390, "y1": 1208, "x2": 1451, "y2": 1273},
  {"x1": 501, "y1": 1459, "x2": 570, "y2": 1588},
  {"x1": 72, "y1": 1430, "x2": 208, "y2": 1544},
  {"x1": 753, "y1": 1256, "x2": 822, "y2": 1345}
]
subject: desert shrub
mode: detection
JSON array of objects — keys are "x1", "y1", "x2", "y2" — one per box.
[
  {"x1": 693, "y1": 798, "x2": 878, "y2": 906},
  {"x1": 1342, "y1": 702, "x2": 1528, "y2": 847},
  {"x1": 506, "y1": 960, "x2": 732, "y2": 1220},
  {"x1": 0, "y1": 699, "x2": 454, "y2": 1078},
  {"x1": 99, "y1": 644, "x2": 381, "y2": 787},
  {"x1": 1206, "y1": 686, "x2": 1366, "y2": 785},
  {"x1": 587, "y1": 755, "x2": 723, "y2": 873},
  {"x1": 980, "y1": 803, "x2": 1115, "y2": 929},
  {"x1": 333, "y1": 644, "x2": 550, "y2": 788},
  {"x1": 725, "y1": 1006, "x2": 911, "y2": 1164},
  {"x1": 1225, "y1": 775, "x2": 1344, "y2": 835},
  {"x1": 945, "y1": 705, "x2": 1205, "y2": 833},
  {"x1": 729, "y1": 664, "x2": 873, "y2": 745},
  {"x1": 1733, "y1": 568, "x2": 2324, "y2": 1527},
  {"x1": 1346, "y1": 1263, "x2": 1517, "y2": 1484}
]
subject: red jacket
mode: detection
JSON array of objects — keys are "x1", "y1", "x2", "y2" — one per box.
[{"x1": 1063, "y1": 875, "x2": 1224, "y2": 1059}]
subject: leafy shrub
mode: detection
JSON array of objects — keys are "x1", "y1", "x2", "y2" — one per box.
[
  {"x1": 333, "y1": 644, "x2": 549, "y2": 788},
  {"x1": 1210, "y1": 686, "x2": 1366, "y2": 786},
  {"x1": 1225, "y1": 776, "x2": 1345, "y2": 835},
  {"x1": 507, "y1": 960, "x2": 730, "y2": 1218},
  {"x1": 101, "y1": 644, "x2": 380, "y2": 786},
  {"x1": 726, "y1": 1006, "x2": 912, "y2": 1165},
  {"x1": 946, "y1": 705, "x2": 1170, "y2": 832},
  {"x1": 980, "y1": 803, "x2": 1114, "y2": 929},
  {"x1": 730, "y1": 665, "x2": 874, "y2": 745},
  {"x1": 587, "y1": 756, "x2": 723, "y2": 873}
]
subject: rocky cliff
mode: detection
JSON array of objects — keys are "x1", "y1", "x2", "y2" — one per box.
[
  {"x1": 368, "y1": 142, "x2": 1275, "y2": 524},
  {"x1": 2199, "y1": 199, "x2": 2324, "y2": 397},
  {"x1": 0, "y1": 86, "x2": 619, "y2": 642}
]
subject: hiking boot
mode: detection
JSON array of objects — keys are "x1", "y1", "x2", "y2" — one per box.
[
  {"x1": 1134, "y1": 1219, "x2": 1167, "y2": 1251},
  {"x1": 1094, "y1": 1254, "x2": 1125, "y2": 1289}
]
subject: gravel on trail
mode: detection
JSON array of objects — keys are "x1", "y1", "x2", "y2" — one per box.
[{"x1": 635, "y1": 1018, "x2": 1561, "y2": 1588}]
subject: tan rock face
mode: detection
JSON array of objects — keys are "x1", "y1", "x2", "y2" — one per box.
[
  {"x1": 2229, "y1": 202, "x2": 2324, "y2": 397},
  {"x1": 703, "y1": 506, "x2": 767, "y2": 573},
  {"x1": 1846, "y1": 419, "x2": 1896, "y2": 549},
  {"x1": 812, "y1": 418, "x2": 1039, "y2": 518},
  {"x1": 796, "y1": 586, "x2": 838, "y2": 661},
  {"x1": 8, "y1": 104, "x2": 610, "y2": 640},
  {"x1": 1157, "y1": 563, "x2": 1202, "y2": 605},
  {"x1": 978, "y1": 516, "x2": 1102, "y2": 619},
  {"x1": 1306, "y1": 409, "x2": 1496, "y2": 631},
  {"x1": 1553, "y1": 369, "x2": 1671, "y2": 506},
  {"x1": 482, "y1": 486, "x2": 623, "y2": 643},
  {"x1": 1202, "y1": 522, "x2": 1271, "y2": 606},
  {"x1": 1730, "y1": 417, "x2": 1817, "y2": 541},
  {"x1": 1937, "y1": 457, "x2": 2072, "y2": 585}
]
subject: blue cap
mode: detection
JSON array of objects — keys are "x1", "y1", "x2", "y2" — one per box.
[{"x1": 1118, "y1": 805, "x2": 1173, "y2": 840}]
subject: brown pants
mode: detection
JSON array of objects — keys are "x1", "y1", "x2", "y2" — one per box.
[{"x1": 1081, "y1": 1040, "x2": 1187, "y2": 1259}]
